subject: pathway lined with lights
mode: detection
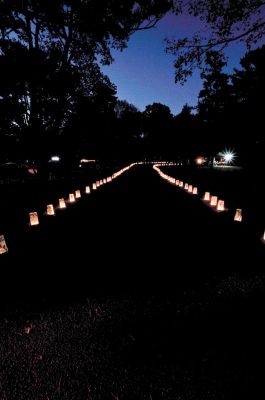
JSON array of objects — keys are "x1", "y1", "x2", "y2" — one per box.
[
  {"x1": 0, "y1": 162, "x2": 141, "y2": 254},
  {"x1": 153, "y1": 163, "x2": 265, "y2": 244},
  {"x1": 1, "y1": 161, "x2": 264, "y2": 302},
  {"x1": 1, "y1": 162, "x2": 264, "y2": 400},
  {"x1": 153, "y1": 164, "x2": 242, "y2": 221},
  {"x1": 1, "y1": 161, "x2": 264, "y2": 257}
]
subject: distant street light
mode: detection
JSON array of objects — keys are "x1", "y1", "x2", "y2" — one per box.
[
  {"x1": 196, "y1": 156, "x2": 205, "y2": 165},
  {"x1": 51, "y1": 156, "x2": 60, "y2": 162},
  {"x1": 222, "y1": 150, "x2": 235, "y2": 164}
]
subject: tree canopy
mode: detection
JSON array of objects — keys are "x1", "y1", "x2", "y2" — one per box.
[
  {"x1": 0, "y1": 0, "x2": 172, "y2": 158},
  {"x1": 166, "y1": 0, "x2": 265, "y2": 83},
  {"x1": 1, "y1": 0, "x2": 265, "y2": 162}
]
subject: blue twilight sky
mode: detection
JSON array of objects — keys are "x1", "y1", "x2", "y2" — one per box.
[{"x1": 101, "y1": 12, "x2": 251, "y2": 116}]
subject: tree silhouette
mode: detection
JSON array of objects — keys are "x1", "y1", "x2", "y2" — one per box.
[
  {"x1": 172, "y1": 103, "x2": 203, "y2": 160},
  {"x1": 166, "y1": 0, "x2": 265, "y2": 83},
  {"x1": 0, "y1": 0, "x2": 172, "y2": 159},
  {"x1": 143, "y1": 102, "x2": 173, "y2": 157},
  {"x1": 231, "y1": 45, "x2": 265, "y2": 168},
  {"x1": 198, "y1": 52, "x2": 229, "y2": 115}
]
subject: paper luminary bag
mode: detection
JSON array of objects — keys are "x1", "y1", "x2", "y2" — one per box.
[
  {"x1": 210, "y1": 196, "x2": 218, "y2": 207},
  {"x1": 75, "y1": 190, "x2": 81, "y2": 198},
  {"x1": 204, "y1": 192, "x2": 211, "y2": 201},
  {"x1": 217, "y1": 200, "x2": 225, "y2": 211},
  {"x1": 234, "y1": 208, "x2": 242, "y2": 222},
  {"x1": 47, "y1": 204, "x2": 55, "y2": 215},
  {"x1": 69, "y1": 193, "x2": 75, "y2": 202},
  {"x1": 29, "y1": 212, "x2": 39, "y2": 226},
  {"x1": 85, "y1": 186, "x2": 91, "y2": 194},
  {"x1": 59, "y1": 198, "x2": 66, "y2": 209},
  {"x1": 0, "y1": 235, "x2": 8, "y2": 254}
]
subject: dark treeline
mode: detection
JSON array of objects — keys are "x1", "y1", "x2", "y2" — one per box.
[
  {"x1": 0, "y1": 1, "x2": 264, "y2": 166},
  {"x1": 113, "y1": 45, "x2": 265, "y2": 167},
  {"x1": 0, "y1": 0, "x2": 172, "y2": 164},
  {"x1": 172, "y1": 46, "x2": 265, "y2": 169}
]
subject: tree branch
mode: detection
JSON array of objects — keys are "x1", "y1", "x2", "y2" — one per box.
[
  {"x1": 35, "y1": 21, "x2": 41, "y2": 49},
  {"x1": 25, "y1": 14, "x2": 34, "y2": 49},
  {"x1": 131, "y1": 17, "x2": 160, "y2": 32},
  {"x1": 174, "y1": 20, "x2": 265, "y2": 51}
]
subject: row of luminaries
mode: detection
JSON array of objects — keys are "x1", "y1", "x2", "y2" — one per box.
[
  {"x1": 0, "y1": 163, "x2": 137, "y2": 254},
  {"x1": 153, "y1": 164, "x2": 243, "y2": 222},
  {"x1": 29, "y1": 163, "x2": 138, "y2": 225}
]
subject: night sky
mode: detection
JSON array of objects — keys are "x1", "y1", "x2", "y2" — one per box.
[{"x1": 102, "y1": 12, "x2": 250, "y2": 115}]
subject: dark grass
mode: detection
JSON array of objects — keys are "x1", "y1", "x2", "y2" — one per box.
[{"x1": 1, "y1": 286, "x2": 265, "y2": 399}]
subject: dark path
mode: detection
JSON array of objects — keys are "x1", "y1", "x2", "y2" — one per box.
[
  {"x1": 1, "y1": 165, "x2": 265, "y2": 399},
  {"x1": 1, "y1": 164, "x2": 264, "y2": 304}
]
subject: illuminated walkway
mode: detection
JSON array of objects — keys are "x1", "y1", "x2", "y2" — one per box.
[{"x1": 1, "y1": 163, "x2": 264, "y2": 302}]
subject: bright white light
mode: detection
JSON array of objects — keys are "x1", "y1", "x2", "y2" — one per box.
[
  {"x1": 51, "y1": 156, "x2": 60, "y2": 162},
  {"x1": 223, "y1": 151, "x2": 235, "y2": 164}
]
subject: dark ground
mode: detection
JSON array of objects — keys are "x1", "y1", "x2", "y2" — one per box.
[{"x1": 0, "y1": 164, "x2": 265, "y2": 399}]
